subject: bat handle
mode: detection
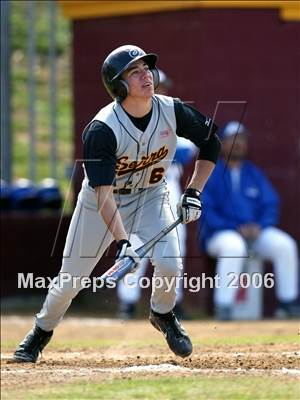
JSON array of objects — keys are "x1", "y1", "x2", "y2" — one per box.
[{"x1": 98, "y1": 256, "x2": 137, "y2": 286}]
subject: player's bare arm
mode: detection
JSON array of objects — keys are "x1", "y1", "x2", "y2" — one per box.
[
  {"x1": 95, "y1": 185, "x2": 141, "y2": 264},
  {"x1": 95, "y1": 185, "x2": 128, "y2": 242},
  {"x1": 187, "y1": 159, "x2": 215, "y2": 192}
]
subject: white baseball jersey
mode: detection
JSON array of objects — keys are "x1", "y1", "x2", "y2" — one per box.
[{"x1": 92, "y1": 95, "x2": 177, "y2": 190}]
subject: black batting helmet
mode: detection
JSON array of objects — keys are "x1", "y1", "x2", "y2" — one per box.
[{"x1": 101, "y1": 45, "x2": 159, "y2": 100}]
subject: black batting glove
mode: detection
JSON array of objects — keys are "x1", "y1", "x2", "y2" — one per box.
[{"x1": 177, "y1": 188, "x2": 202, "y2": 224}]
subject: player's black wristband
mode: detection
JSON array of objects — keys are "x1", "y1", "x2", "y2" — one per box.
[
  {"x1": 117, "y1": 239, "x2": 131, "y2": 250},
  {"x1": 184, "y1": 188, "x2": 201, "y2": 198},
  {"x1": 116, "y1": 239, "x2": 132, "y2": 260}
]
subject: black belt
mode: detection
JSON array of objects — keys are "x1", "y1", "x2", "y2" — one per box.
[{"x1": 113, "y1": 188, "x2": 144, "y2": 195}]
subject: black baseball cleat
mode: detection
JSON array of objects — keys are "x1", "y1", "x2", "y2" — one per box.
[
  {"x1": 149, "y1": 309, "x2": 193, "y2": 358},
  {"x1": 12, "y1": 325, "x2": 53, "y2": 363}
]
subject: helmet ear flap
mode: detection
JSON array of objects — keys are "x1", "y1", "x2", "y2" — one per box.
[
  {"x1": 111, "y1": 79, "x2": 129, "y2": 101},
  {"x1": 152, "y1": 67, "x2": 160, "y2": 89}
]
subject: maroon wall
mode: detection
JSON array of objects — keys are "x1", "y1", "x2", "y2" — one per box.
[
  {"x1": 69, "y1": 8, "x2": 299, "y2": 313},
  {"x1": 72, "y1": 8, "x2": 300, "y2": 242},
  {"x1": 1, "y1": 214, "x2": 70, "y2": 297}
]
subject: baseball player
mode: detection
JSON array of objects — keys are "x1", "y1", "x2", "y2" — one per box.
[
  {"x1": 13, "y1": 45, "x2": 220, "y2": 362},
  {"x1": 117, "y1": 69, "x2": 197, "y2": 319}
]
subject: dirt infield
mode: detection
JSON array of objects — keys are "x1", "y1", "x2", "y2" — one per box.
[{"x1": 1, "y1": 316, "x2": 299, "y2": 390}]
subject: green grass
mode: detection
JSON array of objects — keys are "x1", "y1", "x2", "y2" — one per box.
[
  {"x1": 10, "y1": 1, "x2": 73, "y2": 209},
  {"x1": 2, "y1": 377, "x2": 299, "y2": 400}
]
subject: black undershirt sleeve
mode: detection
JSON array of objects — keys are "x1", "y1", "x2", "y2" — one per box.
[
  {"x1": 174, "y1": 99, "x2": 221, "y2": 163},
  {"x1": 83, "y1": 121, "x2": 117, "y2": 188}
]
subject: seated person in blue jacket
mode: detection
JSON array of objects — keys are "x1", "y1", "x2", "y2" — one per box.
[{"x1": 200, "y1": 120, "x2": 299, "y2": 320}]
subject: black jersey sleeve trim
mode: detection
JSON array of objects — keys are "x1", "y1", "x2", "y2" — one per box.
[
  {"x1": 83, "y1": 121, "x2": 117, "y2": 187},
  {"x1": 174, "y1": 99, "x2": 220, "y2": 163}
]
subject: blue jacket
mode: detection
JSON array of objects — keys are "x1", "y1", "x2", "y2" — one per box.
[{"x1": 199, "y1": 159, "x2": 280, "y2": 250}]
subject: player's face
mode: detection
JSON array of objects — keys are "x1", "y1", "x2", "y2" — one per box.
[{"x1": 122, "y1": 60, "x2": 154, "y2": 99}]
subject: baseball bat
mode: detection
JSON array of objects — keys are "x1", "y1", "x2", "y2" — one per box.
[{"x1": 97, "y1": 216, "x2": 183, "y2": 286}]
